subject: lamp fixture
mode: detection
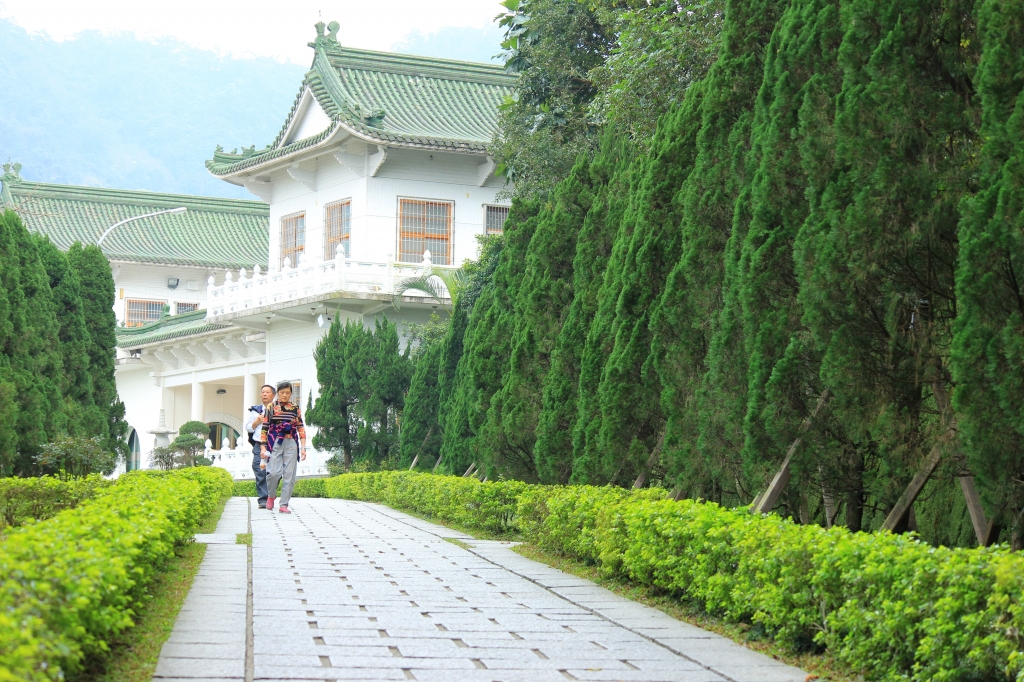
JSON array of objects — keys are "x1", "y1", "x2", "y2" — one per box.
[
  {"x1": 216, "y1": 388, "x2": 227, "y2": 395},
  {"x1": 167, "y1": 277, "x2": 180, "y2": 289}
]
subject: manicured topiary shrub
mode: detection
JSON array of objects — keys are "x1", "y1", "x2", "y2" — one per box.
[
  {"x1": 0, "y1": 467, "x2": 231, "y2": 680},
  {"x1": 322, "y1": 471, "x2": 1024, "y2": 681},
  {"x1": 0, "y1": 475, "x2": 111, "y2": 531}
]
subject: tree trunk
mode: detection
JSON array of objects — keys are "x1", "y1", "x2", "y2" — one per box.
[
  {"x1": 846, "y1": 450, "x2": 865, "y2": 532},
  {"x1": 633, "y1": 429, "x2": 667, "y2": 489}
]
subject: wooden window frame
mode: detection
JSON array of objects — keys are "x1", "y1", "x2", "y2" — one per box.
[
  {"x1": 397, "y1": 197, "x2": 454, "y2": 266},
  {"x1": 280, "y1": 211, "x2": 306, "y2": 268},
  {"x1": 324, "y1": 199, "x2": 352, "y2": 260},
  {"x1": 125, "y1": 298, "x2": 166, "y2": 327},
  {"x1": 484, "y1": 204, "x2": 510, "y2": 235}
]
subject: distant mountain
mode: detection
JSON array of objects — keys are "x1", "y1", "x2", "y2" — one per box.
[{"x1": 0, "y1": 20, "x2": 505, "y2": 199}]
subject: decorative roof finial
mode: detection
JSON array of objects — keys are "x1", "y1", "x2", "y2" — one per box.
[
  {"x1": 314, "y1": 21, "x2": 326, "y2": 38},
  {"x1": 1, "y1": 162, "x2": 22, "y2": 184},
  {"x1": 326, "y1": 21, "x2": 340, "y2": 42}
]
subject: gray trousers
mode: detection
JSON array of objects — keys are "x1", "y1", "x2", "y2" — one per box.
[{"x1": 266, "y1": 438, "x2": 298, "y2": 506}]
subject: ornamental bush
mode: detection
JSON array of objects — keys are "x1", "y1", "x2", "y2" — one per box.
[
  {"x1": 0, "y1": 467, "x2": 231, "y2": 680},
  {"x1": 0, "y1": 475, "x2": 111, "y2": 532},
  {"x1": 322, "y1": 471, "x2": 1024, "y2": 681}
]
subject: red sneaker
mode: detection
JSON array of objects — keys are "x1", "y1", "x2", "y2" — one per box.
[
  {"x1": 279, "y1": 505, "x2": 291, "y2": 514},
  {"x1": 266, "y1": 497, "x2": 275, "y2": 510}
]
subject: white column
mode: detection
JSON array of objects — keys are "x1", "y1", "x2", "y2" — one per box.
[
  {"x1": 191, "y1": 373, "x2": 205, "y2": 423},
  {"x1": 264, "y1": 320, "x2": 272, "y2": 383},
  {"x1": 243, "y1": 366, "x2": 258, "y2": 413}
]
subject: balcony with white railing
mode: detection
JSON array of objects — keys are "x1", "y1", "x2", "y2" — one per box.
[{"x1": 205, "y1": 249, "x2": 450, "y2": 321}]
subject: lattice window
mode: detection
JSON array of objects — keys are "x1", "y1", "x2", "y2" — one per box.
[
  {"x1": 280, "y1": 211, "x2": 305, "y2": 268},
  {"x1": 324, "y1": 200, "x2": 352, "y2": 259},
  {"x1": 176, "y1": 302, "x2": 199, "y2": 314},
  {"x1": 125, "y1": 299, "x2": 165, "y2": 327},
  {"x1": 485, "y1": 205, "x2": 510, "y2": 235},
  {"x1": 398, "y1": 199, "x2": 452, "y2": 265}
]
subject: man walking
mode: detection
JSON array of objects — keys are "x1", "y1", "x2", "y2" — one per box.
[
  {"x1": 261, "y1": 381, "x2": 307, "y2": 513},
  {"x1": 244, "y1": 384, "x2": 276, "y2": 509}
]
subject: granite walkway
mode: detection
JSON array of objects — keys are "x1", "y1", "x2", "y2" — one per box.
[{"x1": 153, "y1": 497, "x2": 809, "y2": 682}]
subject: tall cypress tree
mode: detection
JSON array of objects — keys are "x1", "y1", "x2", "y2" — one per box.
[
  {"x1": 951, "y1": 0, "x2": 1024, "y2": 544},
  {"x1": 730, "y1": 0, "x2": 844, "y2": 511},
  {"x1": 0, "y1": 211, "x2": 64, "y2": 474},
  {"x1": 67, "y1": 243, "x2": 127, "y2": 458},
  {"x1": 481, "y1": 157, "x2": 595, "y2": 481},
  {"x1": 351, "y1": 318, "x2": 411, "y2": 466},
  {"x1": 308, "y1": 317, "x2": 364, "y2": 469},
  {"x1": 399, "y1": 340, "x2": 443, "y2": 469},
  {"x1": 534, "y1": 133, "x2": 632, "y2": 483},
  {"x1": 34, "y1": 235, "x2": 99, "y2": 437},
  {"x1": 642, "y1": 0, "x2": 781, "y2": 501},
  {"x1": 438, "y1": 201, "x2": 541, "y2": 475},
  {"x1": 795, "y1": 0, "x2": 978, "y2": 530}
]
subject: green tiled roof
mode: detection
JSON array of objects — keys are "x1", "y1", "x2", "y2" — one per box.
[
  {"x1": 1, "y1": 165, "x2": 269, "y2": 270},
  {"x1": 115, "y1": 308, "x2": 227, "y2": 349},
  {"x1": 207, "y1": 22, "x2": 515, "y2": 177}
]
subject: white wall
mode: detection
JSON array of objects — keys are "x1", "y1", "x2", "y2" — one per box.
[
  {"x1": 112, "y1": 261, "x2": 213, "y2": 323},
  {"x1": 263, "y1": 146, "x2": 507, "y2": 270}
]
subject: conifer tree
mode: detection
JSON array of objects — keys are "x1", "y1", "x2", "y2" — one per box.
[
  {"x1": 34, "y1": 235, "x2": 99, "y2": 437},
  {"x1": 399, "y1": 340, "x2": 443, "y2": 469},
  {"x1": 794, "y1": 0, "x2": 978, "y2": 530},
  {"x1": 438, "y1": 201, "x2": 541, "y2": 475},
  {"x1": 67, "y1": 242, "x2": 127, "y2": 458},
  {"x1": 952, "y1": 0, "x2": 1024, "y2": 545},
  {"x1": 481, "y1": 157, "x2": 595, "y2": 481},
  {"x1": 0, "y1": 211, "x2": 64, "y2": 474},
  {"x1": 352, "y1": 318, "x2": 412, "y2": 466},
  {"x1": 308, "y1": 317, "x2": 364, "y2": 469},
  {"x1": 534, "y1": 133, "x2": 632, "y2": 483},
  {"x1": 730, "y1": 0, "x2": 844, "y2": 509}
]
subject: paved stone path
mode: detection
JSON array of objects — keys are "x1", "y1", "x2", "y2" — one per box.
[{"x1": 154, "y1": 498, "x2": 809, "y2": 682}]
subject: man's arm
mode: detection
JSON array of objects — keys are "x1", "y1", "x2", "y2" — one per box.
[{"x1": 243, "y1": 407, "x2": 257, "y2": 434}]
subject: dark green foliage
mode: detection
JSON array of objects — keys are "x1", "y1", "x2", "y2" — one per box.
[
  {"x1": 535, "y1": 133, "x2": 632, "y2": 483},
  {"x1": 794, "y1": 0, "x2": 979, "y2": 531},
  {"x1": 952, "y1": 0, "x2": 1024, "y2": 541},
  {"x1": 438, "y1": 201, "x2": 541, "y2": 475},
  {"x1": 33, "y1": 236, "x2": 101, "y2": 438},
  {"x1": 151, "y1": 420, "x2": 210, "y2": 468},
  {"x1": 307, "y1": 317, "x2": 412, "y2": 471},
  {"x1": 481, "y1": 156, "x2": 595, "y2": 481},
  {"x1": 67, "y1": 242, "x2": 128, "y2": 459},
  {"x1": 399, "y1": 341, "x2": 443, "y2": 469},
  {"x1": 0, "y1": 210, "x2": 64, "y2": 475}
]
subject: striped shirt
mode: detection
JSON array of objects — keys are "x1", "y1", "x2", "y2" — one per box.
[{"x1": 260, "y1": 401, "x2": 306, "y2": 451}]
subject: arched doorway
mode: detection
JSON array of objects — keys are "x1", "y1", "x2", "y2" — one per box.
[
  {"x1": 207, "y1": 422, "x2": 240, "y2": 450},
  {"x1": 127, "y1": 429, "x2": 142, "y2": 471}
]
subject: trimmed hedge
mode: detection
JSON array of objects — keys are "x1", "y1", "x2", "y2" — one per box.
[
  {"x1": 0, "y1": 467, "x2": 232, "y2": 681},
  {"x1": 231, "y1": 477, "x2": 328, "y2": 499},
  {"x1": 323, "y1": 471, "x2": 1024, "y2": 681},
  {"x1": 0, "y1": 475, "x2": 112, "y2": 532}
]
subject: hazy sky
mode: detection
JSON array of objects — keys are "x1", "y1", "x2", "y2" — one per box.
[{"x1": 0, "y1": 0, "x2": 507, "y2": 64}]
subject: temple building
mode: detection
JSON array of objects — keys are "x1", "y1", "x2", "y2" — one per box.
[{"x1": 0, "y1": 22, "x2": 513, "y2": 477}]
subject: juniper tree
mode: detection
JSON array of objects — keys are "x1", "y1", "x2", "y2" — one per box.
[
  {"x1": 730, "y1": 0, "x2": 844, "y2": 512},
  {"x1": 0, "y1": 210, "x2": 64, "y2": 474},
  {"x1": 351, "y1": 318, "x2": 412, "y2": 467},
  {"x1": 438, "y1": 201, "x2": 540, "y2": 475},
  {"x1": 481, "y1": 156, "x2": 595, "y2": 481},
  {"x1": 399, "y1": 340, "x2": 443, "y2": 469},
  {"x1": 951, "y1": 0, "x2": 1024, "y2": 546},
  {"x1": 34, "y1": 235, "x2": 100, "y2": 437},
  {"x1": 67, "y1": 242, "x2": 127, "y2": 459},
  {"x1": 534, "y1": 132, "x2": 632, "y2": 483},
  {"x1": 307, "y1": 317, "x2": 364, "y2": 470},
  {"x1": 794, "y1": 0, "x2": 979, "y2": 531}
]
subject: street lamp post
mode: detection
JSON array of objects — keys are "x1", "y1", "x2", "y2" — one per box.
[{"x1": 97, "y1": 207, "x2": 187, "y2": 246}]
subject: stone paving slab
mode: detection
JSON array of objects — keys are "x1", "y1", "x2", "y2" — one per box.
[{"x1": 155, "y1": 497, "x2": 809, "y2": 682}]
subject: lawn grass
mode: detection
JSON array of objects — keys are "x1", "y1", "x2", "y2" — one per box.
[
  {"x1": 512, "y1": 543, "x2": 852, "y2": 682},
  {"x1": 77, "y1": 493, "x2": 230, "y2": 682}
]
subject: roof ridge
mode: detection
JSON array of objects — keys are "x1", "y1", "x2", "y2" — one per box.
[
  {"x1": 330, "y1": 46, "x2": 514, "y2": 84},
  {"x1": 6, "y1": 180, "x2": 269, "y2": 214}
]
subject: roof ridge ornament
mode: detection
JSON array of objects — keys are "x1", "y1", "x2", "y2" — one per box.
[
  {"x1": 2, "y1": 162, "x2": 22, "y2": 184},
  {"x1": 308, "y1": 20, "x2": 341, "y2": 50}
]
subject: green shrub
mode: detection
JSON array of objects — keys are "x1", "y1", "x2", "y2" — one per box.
[
  {"x1": 0, "y1": 467, "x2": 231, "y2": 680},
  {"x1": 0, "y1": 475, "x2": 112, "y2": 532},
  {"x1": 322, "y1": 471, "x2": 1024, "y2": 681}
]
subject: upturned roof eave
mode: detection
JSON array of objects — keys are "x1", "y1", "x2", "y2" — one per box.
[{"x1": 208, "y1": 119, "x2": 492, "y2": 181}]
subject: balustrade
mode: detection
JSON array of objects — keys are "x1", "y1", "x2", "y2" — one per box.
[{"x1": 206, "y1": 249, "x2": 446, "y2": 318}]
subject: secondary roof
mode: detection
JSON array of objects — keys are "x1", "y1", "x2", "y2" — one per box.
[
  {"x1": 1, "y1": 163, "x2": 269, "y2": 270},
  {"x1": 206, "y1": 21, "x2": 515, "y2": 178}
]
